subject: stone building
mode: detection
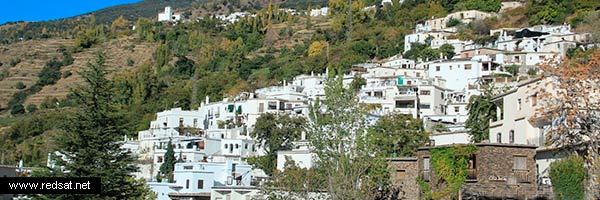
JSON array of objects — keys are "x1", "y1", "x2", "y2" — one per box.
[
  {"x1": 391, "y1": 143, "x2": 550, "y2": 199},
  {"x1": 388, "y1": 157, "x2": 420, "y2": 200}
]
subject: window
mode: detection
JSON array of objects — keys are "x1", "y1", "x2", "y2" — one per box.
[
  {"x1": 423, "y1": 158, "x2": 431, "y2": 171},
  {"x1": 407, "y1": 81, "x2": 412, "y2": 85},
  {"x1": 464, "y1": 64, "x2": 472, "y2": 70},
  {"x1": 436, "y1": 66, "x2": 440, "y2": 71},
  {"x1": 184, "y1": 165, "x2": 193, "y2": 170},
  {"x1": 396, "y1": 100, "x2": 414, "y2": 108},
  {"x1": 186, "y1": 179, "x2": 190, "y2": 189},
  {"x1": 416, "y1": 72, "x2": 421, "y2": 77},
  {"x1": 258, "y1": 103, "x2": 264, "y2": 112},
  {"x1": 419, "y1": 104, "x2": 431, "y2": 109},
  {"x1": 497, "y1": 133, "x2": 502, "y2": 143},
  {"x1": 531, "y1": 94, "x2": 537, "y2": 106},
  {"x1": 198, "y1": 180, "x2": 204, "y2": 189},
  {"x1": 157, "y1": 156, "x2": 163, "y2": 163},
  {"x1": 454, "y1": 106, "x2": 460, "y2": 112},
  {"x1": 179, "y1": 118, "x2": 184, "y2": 127},
  {"x1": 235, "y1": 144, "x2": 239, "y2": 149},
  {"x1": 268, "y1": 101, "x2": 277, "y2": 110},
  {"x1": 517, "y1": 99, "x2": 522, "y2": 110},
  {"x1": 539, "y1": 55, "x2": 545, "y2": 60},
  {"x1": 420, "y1": 90, "x2": 431, "y2": 95},
  {"x1": 224, "y1": 144, "x2": 228, "y2": 148},
  {"x1": 449, "y1": 65, "x2": 452, "y2": 70},
  {"x1": 509, "y1": 130, "x2": 515, "y2": 144},
  {"x1": 513, "y1": 156, "x2": 527, "y2": 171},
  {"x1": 245, "y1": 143, "x2": 248, "y2": 149},
  {"x1": 374, "y1": 91, "x2": 383, "y2": 97},
  {"x1": 193, "y1": 118, "x2": 198, "y2": 127},
  {"x1": 467, "y1": 154, "x2": 477, "y2": 169},
  {"x1": 396, "y1": 170, "x2": 407, "y2": 180}
]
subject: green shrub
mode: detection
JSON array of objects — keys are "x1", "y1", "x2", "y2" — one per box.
[
  {"x1": 505, "y1": 64, "x2": 520, "y2": 76},
  {"x1": 9, "y1": 57, "x2": 21, "y2": 67},
  {"x1": 62, "y1": 71, "x2": 72, "y2": 78},
  {"x1": 126, "y1": 58, "x2": 135, "y2": 66},
  {"x1": 0, "y1": 69, "x2": 7, "y2": 81},
  {"x1": 15, "y1": 81, "x2": 26, "y2": 89},
  {"x1": 26, "y1": 104, "x2": 37, "y2": 113},
  {"x1": 447, "y1": 17, "x2": 462, "y2": 27},
  {"x1": 549, "y1": 154, "x2": 585, "y2": 200},
  {"x1": 10, "y1": 104, "x2": 25, "y2": 115}
]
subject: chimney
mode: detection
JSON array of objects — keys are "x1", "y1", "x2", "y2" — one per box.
[{"x1": 205, "y1": 96, "x2": 209, "y2": 104}]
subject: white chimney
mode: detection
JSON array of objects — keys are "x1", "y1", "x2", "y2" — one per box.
[{"x1": 205, "y1": 96, "x2": 209, "y2": 104}]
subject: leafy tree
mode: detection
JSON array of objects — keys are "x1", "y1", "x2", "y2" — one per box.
[
  {"x1": 537, "y1": 49, "x2": 600, "y2": 198},
  {"x1": 438, "y1": 43, "x2": 455, "y2": 59},
  {"x1": 369, "y1": 113, "x2": 428, "y2": 157},
  {"x1": 550, "y1": 154, "x2": 585, "y2": 200},
  {"x1": 10, "y1": 104, "x2": 25, "y2": 115},
  {"x1": 505, "y1": 64, "x2": 520, "y2": 76},
  {"x1": 453, "y1": 0, "x2": 501, "y2": 12},
  {"x1": 265, "y1": 159, "x2": 327, "y2": 199},
  {"x1": 111, "y1": 15, "x2": 129, "y2": 32},
  {"x1": 158, "y1": 139, "x2": 176, "y2": 182},
  {"x1": 465, "y1": 85, "x2": 497, "y2": 142},
  {"x1": 308, "y1": 40, "x2": 327, "y2": 57},
  {"x1": 350, "y1": 74, "x2": 366, "y2": 92},
  {"x1": 249, "y1": 113, "x2": 305, "y2": 175},
  {"x1": 51, "y1": 53, "x2": 152, "y2": 199},
  {"x1": 15, "y1": 81, "x2": 26, "y2": 89},
  {"x1": 26, "y1": 104, "x2": 37, "y2": 113},
  {"x1": 446, "y1": 17, "x2": 462, "y2": 27},
  {"x1": 306, "y1": 74, "x2": 395, "y2": 199}
]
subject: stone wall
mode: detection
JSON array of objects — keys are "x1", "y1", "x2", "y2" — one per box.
[
  {"x1": 462, "y1": 144, "x2": 537, "y2": 199},
  {"x1": 388, "y1": 158, "x2": 419, "y2": 200},
  {"x1": 412, "y1": 144, "x2": 541, "y2": 199}
]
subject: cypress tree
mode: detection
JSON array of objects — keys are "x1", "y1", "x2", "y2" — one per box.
[
  {"x1": 52, "y1": 53, "x2": 152, "y2": 199},
  {"x1": 158, "y1": 139, "x2": 176, "y2": 182}
]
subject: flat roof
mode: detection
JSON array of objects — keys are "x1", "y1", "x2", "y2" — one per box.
[{"x1": 418, "y1": 143, "x2": 537, "y2": 150}]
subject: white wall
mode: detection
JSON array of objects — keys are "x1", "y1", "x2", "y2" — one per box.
[{"x1": 277, "y1": 150, "x2": 315, "y2": 171}]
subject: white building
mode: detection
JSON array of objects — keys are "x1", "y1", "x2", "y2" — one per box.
[
  {"x1": 426, "y1": 58, "x2": 507, "y2": 91},
  {"x1": 158, "y1": 6, "x2": 181, "y2": 22},
  {"x1": 149, "y1": 161, "x2": 257, "y2": 200},
  {"x1": 424, "y1": 10, "x2": 495, "y2": 31},
  {"x1": 487, "y1": 77, "x2": 563, "y2": 179},
  {"x1": 310, "y1": 7, "x2": 329, "y2": 17},
  {"x1": 404, "y1": 31, "x2": 454, "y2": 53}
]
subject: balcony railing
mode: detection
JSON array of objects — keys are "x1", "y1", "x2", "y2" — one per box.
[{"x1": 513, "y1": 170, "x2": 531, "y2": 183}]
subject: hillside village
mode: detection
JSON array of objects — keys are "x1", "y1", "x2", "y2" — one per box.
[
  {"x1": 1, "y1": 0, "x2": 600, "y2": 199},
  {"x1": 107, "y1": 2, "x2": 597, "y2": 200}
]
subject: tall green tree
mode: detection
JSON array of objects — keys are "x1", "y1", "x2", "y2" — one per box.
[
  {"x1": 369, "y1": 113, "x2": 428, "y2": 157},
  {"x1": 306, "y1": 73, "x2": 395, "y2": 199},
  {"x1": 249, "y1": 113, "x2": 305, "y2": 175},
  {"x1": 52, "y1": 53, "x2": 153, "y2": 199},
  {"x1": 550, "y1": 154, "x2": 585, "y2": 200},
  {"x1": 465, "y1": 86, "x2": 497, "y2": 142},
  {"x1": 158, "y1": 139, "x2": 176, "y2": 182}
]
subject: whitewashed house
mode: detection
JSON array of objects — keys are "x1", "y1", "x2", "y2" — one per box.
[{"x1": 158, "y1": 6, "x2": 181, "y2": 22}]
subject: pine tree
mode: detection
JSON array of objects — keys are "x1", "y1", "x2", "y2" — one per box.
[
  {"x1": 52, "y1": 53, "x2": 153, "y2": 199},
  {"x1": 158, "y1": 139, "x2": 176, "y2": 182}
]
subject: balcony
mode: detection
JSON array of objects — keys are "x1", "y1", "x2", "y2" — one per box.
[{"x1": 513, "y1": 170, "x2": 531, "y2": 183}]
